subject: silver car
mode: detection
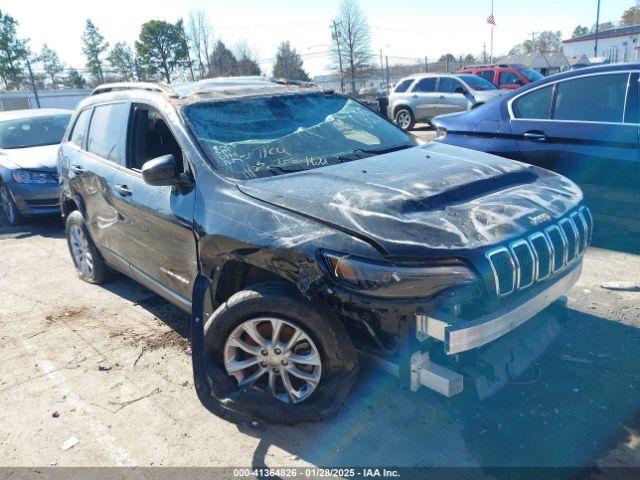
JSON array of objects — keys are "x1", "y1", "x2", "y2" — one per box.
[
  {"x1": 387, "y1": 73, "x2": 506, "y2": 130},
  {"x1": 0, "y1": 108, "x2": 72, "y2": 225}
]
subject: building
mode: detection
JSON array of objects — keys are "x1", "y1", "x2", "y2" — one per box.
[
  {"x1": 494, "y1": 53, "x2": 551, "y2": 74},
  {"x1": 562, "y1": 24, "x2": 640, "y2": 63},
  {"x1": 0, "y1": 89, "x2": 89, "y2": 112}
]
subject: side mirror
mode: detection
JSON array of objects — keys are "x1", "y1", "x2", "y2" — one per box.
[{"x1": 141, "y1": 154, "x2": 186, "y2": 187}]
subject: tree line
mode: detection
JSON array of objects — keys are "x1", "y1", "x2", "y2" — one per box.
[{"x1": 0, "y1": 8, "x2": 311, "y2": 91}]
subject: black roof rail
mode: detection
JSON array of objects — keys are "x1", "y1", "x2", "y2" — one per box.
[{"x1": 91, "y1": 82, "x2": 177, "y2": 97}]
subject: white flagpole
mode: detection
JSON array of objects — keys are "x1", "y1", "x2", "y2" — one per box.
[{"x1": 490, "y1": 0, "x2": 494, "y2": 63}]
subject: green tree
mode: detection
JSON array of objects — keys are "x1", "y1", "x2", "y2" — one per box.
[
  {"x1": 135, "y1": 19, "x2": 189, "y2": 83},
  {"x1": 621, "y1": 6, "x2": 640, "y2": 26},
  {"x1": 40, "y1": 44, "x2": 63, "y2": 86},
  {"x1": 439, "y1": 53, "x2": 456, "y2": 62},
  {"x1": 572, "y1": 25, "x2": 589, "y2": 38},
  {"x1": 108, "y1": 42, "x2": 135, "y2": 81},
  {"x1": 208, "y1": 40, "x2": 238, "y2": 77},
  {"x1": 0, "y1": 10, "x2": 29, "y2": 89},
  {"x1": 463, "y1": 53, "x2": 475, "y2": 63},
  {"x1": 233, "y1": 39, "x2": 261, "y2": 76},
  {"x1": 82, "y1": 19, "x2": 108, "y2": 83},
  {"x1": 63, "y1": 68, "x2": 87, "y2": 89},
  {"x1": 272, "y1": 41, "x2": 309, "y2": 81},
  {"x1": 591, "y1": 21, "x2": 615, "y2": 33}
]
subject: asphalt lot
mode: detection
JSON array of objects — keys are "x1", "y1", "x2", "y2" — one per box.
[{"x1": 1, "y1": 151, "x2": 640, "y2": 471}]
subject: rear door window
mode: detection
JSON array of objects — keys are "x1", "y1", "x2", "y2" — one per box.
[
  {"x1": 553, "y1": 73, "x2": 628, "y2": 123},
  {"x1": 87, "y1": 103, "x2": 130, "y2": 164},
  {"x1": 412, "y1": 78, "x2": 436, "y2": 93},
  {"x1": 69, "y1": 109, "x2": 92, "y2": 148},
  {"x1": 479, "y1": 70, "x2": 495, "y2": 83},
  {"x1": 512, "y1": 85, "x2": 554, "y2": 119},
  {"x1": 394, "y1": 79, "x2": 414, "y2": 93}
]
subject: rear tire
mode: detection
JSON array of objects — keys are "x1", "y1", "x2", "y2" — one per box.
[
  {"x1": 65, "y1": 210, "x2": 114, "y2": 284},
  {"x1": 204, "y1": 282, "x2": 358, "y2": 423},
  {"x1": 0, "y1": 183, "x2": 22, "y2": 226},
  {"x1": 395, "y1": 107, "x2": 415, "y2": 131}
]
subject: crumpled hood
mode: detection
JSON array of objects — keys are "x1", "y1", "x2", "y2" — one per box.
[
  {"x1": 0, "y1": 144, "x2": 60, "y2": 171},
  {"x1": 237, "y1": 143, "x2": 583, "y2": 257}
]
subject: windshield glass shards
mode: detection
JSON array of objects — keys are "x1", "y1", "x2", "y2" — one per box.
[{"x1": 183, "y1": 93, "x2": 414, "y2": 179}]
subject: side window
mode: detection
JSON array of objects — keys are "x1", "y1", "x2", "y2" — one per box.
[
  {"x1": 512, "y1": 85, "x2": 554, "y2": 119},
  {"x1": 438, "y1": 77, "x2": 464, "y2": 93},
  {"x1": 128, "y1": 105, "x2": 184, "y2": 172},
  {"x1": 413, "y1": 78, "x2": 436, "y2": 93},
  {"x1": 394, "y1": 79, "x2": 414, "y2": 93},
  {"x1": 554, "y1": 74, "x2": 628, "y2": 123},
  {"x1": 87, "y1": 103, "x2": 130, "y2": 164},
  {"x1": 69, "y1": 109, "x2": 91, "y2": 148},
  {"x1": 499, "y1": 71, "x2": 521, "y2": 86},
  {"x1": 479, "y1": 71, "x2": 495, "y2": 83}
]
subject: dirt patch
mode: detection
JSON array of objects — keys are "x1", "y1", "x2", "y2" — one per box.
[
  {"x1": 44, "y1": 306, "x2": 92, "y2": 325},
  {"x1": 128, "y1": 329, "x2": 191, "y2": 353}
]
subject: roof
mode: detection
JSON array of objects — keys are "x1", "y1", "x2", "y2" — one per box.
[
  {"x1": 495, "y1": 53, "x2": 550, "y2": 69},
  {"x1": 88, "y1": 77, "x2": 320, "y2": 104},
  {"x1": 0, "y1": 108, "x2": 72, "y2": 120},
  {"x1": 545, "y1": 51, "x2": 570, "y2": 68},
  {"x1": 566, "y1": 54, "x2": 591, "y2": 66},
  {"x1": 563, "y1": 24, "x2": 640, "y2": 44}
]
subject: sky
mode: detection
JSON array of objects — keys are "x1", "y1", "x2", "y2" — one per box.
[{"x1": 3, "y1": 0, "x2": 636, "y2": 78}]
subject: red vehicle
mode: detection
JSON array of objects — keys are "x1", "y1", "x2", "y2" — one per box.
[{"x1": 458, "y1": 64, "x2": 544, "y2": 90}]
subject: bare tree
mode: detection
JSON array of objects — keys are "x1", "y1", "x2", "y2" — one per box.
[
  {"x1": 331, "y1": 0, "x2": 372, "y2": 94},
  {"x1": 234, "y1": 39, "x2": 261, "y2": 76},
  {"x1": 187, "y1": 10, "x2": 213, "y2": 78}
]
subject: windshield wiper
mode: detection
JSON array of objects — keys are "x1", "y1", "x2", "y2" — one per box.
[
  {"x1": 352, "y1": 144, "x2": 414, "y2": 155},
  {"x1": 267, "y1": 165, "x2": 309, "y2": 175},
  {"x1": 335, "y1": 143, "x2": 414, "y2": 163}
]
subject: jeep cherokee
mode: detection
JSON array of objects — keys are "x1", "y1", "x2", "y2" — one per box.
[{"x1": 58, "y1": 78, "x2": 592, "y2": 422}]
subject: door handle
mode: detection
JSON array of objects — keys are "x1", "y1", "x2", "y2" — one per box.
[
  {"x1": 439, "y1": 95, "x2": 445, "y2": 100},
  {"x1": 114, "y1": 184, "x2": 133, "y2": 197},
  {"x1": 523, "y1": 131, "x2": 548, "y2": 142},
  {"x1": 70, "y1": 165, "x2": 85, "y2": 174},
  {"x1": 412, "y1": 94, "x2": 418, "y2": 98}
]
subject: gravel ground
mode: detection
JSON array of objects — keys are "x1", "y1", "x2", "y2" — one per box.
[{"x1": 1, "y1": 207, "x2": 639, "y2": 470}]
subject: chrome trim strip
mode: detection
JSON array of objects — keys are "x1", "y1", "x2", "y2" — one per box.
[
  {"x1": 544, "y1": 224, "x2": 567, "y2": 271},
  {"x1": 485, "y1": 247, "x2": 516, "y2": 296},
  {"x1": 559, "y1": 218, "x2": 579, "y2": 261},
  {"x1": 510, "y1": 239, "x2": 536, "y2": 289},
  {"x1": 508, "y1": 70, "x2": 636, "y2": 121},
  {"x1": 528, "y1": 232, "x2": 553, "y2": 281},
  {"x1": 445, "y1": 265, "x2": 582, "y2": 354},
  {"x1": 570, "y1": 212, "x2": 587, "y2": 252}
]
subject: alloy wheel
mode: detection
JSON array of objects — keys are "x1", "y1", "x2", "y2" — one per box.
[
  {"x1": 223, "y1": 317, "x2": 322, "y2": 404},
  {"x1": 396, "y1": 111, "x2": 411, "y2": 130},
  {"x1": 69, "y1": 224, "x2": 94, "y2": 279}
]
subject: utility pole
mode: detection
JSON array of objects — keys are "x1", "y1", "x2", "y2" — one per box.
[
  {"x1": 332, "y1": 20, "x2": 345, "y2": 94},
  {"x1": 483, "y1": 43, "x2": 487, "y2": 63},
  {"x1": 424, "y1": 56, "x2": 428, "y2": 72},
  {"x1": 380, "y1": 49, "x2": 385, "y2": 90},
  {"x1": 385, "y1": 56, "x2": 390, "y2": 96},
  {"x1": 26, "y1": 59, "x2": 40, "y2": 109},
  {"x1": 594, "y1": 0, "x2": 601, "y2": 58},
  {"x1": 529, "y1": 31, "x2": 538, "y2": 52},
  {"x1": 489, "y1": 0, "x2": 494, "y2": 63}
]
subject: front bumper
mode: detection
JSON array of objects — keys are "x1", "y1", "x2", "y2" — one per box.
[
  {"x1": 417, "y1": 262, "x2": 581, "y2": 355},
  {"x1": 7, "y1": 181, "x2": 60, "y2": 216}
]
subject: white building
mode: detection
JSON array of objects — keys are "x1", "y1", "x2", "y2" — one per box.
[
  {"x1": 562, "y1": 25, "x2": 640, "y2": 63},
  {"x1": 0, "y1": 89, "x2": 89, "y2": 112}
]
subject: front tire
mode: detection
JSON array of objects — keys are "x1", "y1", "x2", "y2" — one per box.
[
  {"x1": 65, "y1": 210, "x2": 113, "y2": 284},
  {"x1": 0, "y1": 183, "x2": 22, "y2": 226},
  {"x1": 204, "y1": 282, "x2": 358, "y2": 423},
  {"x1": 395, "y1": 107, "x2": 415, "y2": 131}
]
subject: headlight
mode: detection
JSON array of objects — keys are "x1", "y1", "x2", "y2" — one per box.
[
  {"x1": 436, "y1": 127, "x2": 447, "y2": 139},
  {"x1": 11, "y1": 170, "x2": 57, "y2": 184},
  {"x1": 324, "y1": 252, "x2": 477, "y2": 299}
]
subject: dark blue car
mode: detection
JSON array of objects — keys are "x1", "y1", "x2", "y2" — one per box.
[{"x1": 432, "y1": 63, "x2": 639, "y2": 233}]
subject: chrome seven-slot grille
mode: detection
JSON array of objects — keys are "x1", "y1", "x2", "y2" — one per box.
[{"x1": 486, "y1": 206, "x2": 593, "y2": 296}]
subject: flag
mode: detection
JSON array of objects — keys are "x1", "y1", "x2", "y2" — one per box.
[{"x1": 487, "y1": 14, "x2": 496, "y2": 26}]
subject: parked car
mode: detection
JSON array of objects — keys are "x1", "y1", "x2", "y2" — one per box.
[
  {"x1": 432, "y1": 63, "x2": 638, "y2": 232},
  {"x1": 458, "y1": 64, "x2": 544, "y2": 90},
  {"x1": 0, "y1": 108, "x2": 72, "y2": 225},
  {"x1": 59, "y1": 78, "x2": 591, "y2": 422},
  {"x1": 387, "y1": 73, "x2": 506, "y2": 130}
]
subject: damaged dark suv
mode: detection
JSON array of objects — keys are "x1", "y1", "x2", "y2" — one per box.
[{"x1": 58, "y1": 78, "x2": 592, "y2": 422}]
